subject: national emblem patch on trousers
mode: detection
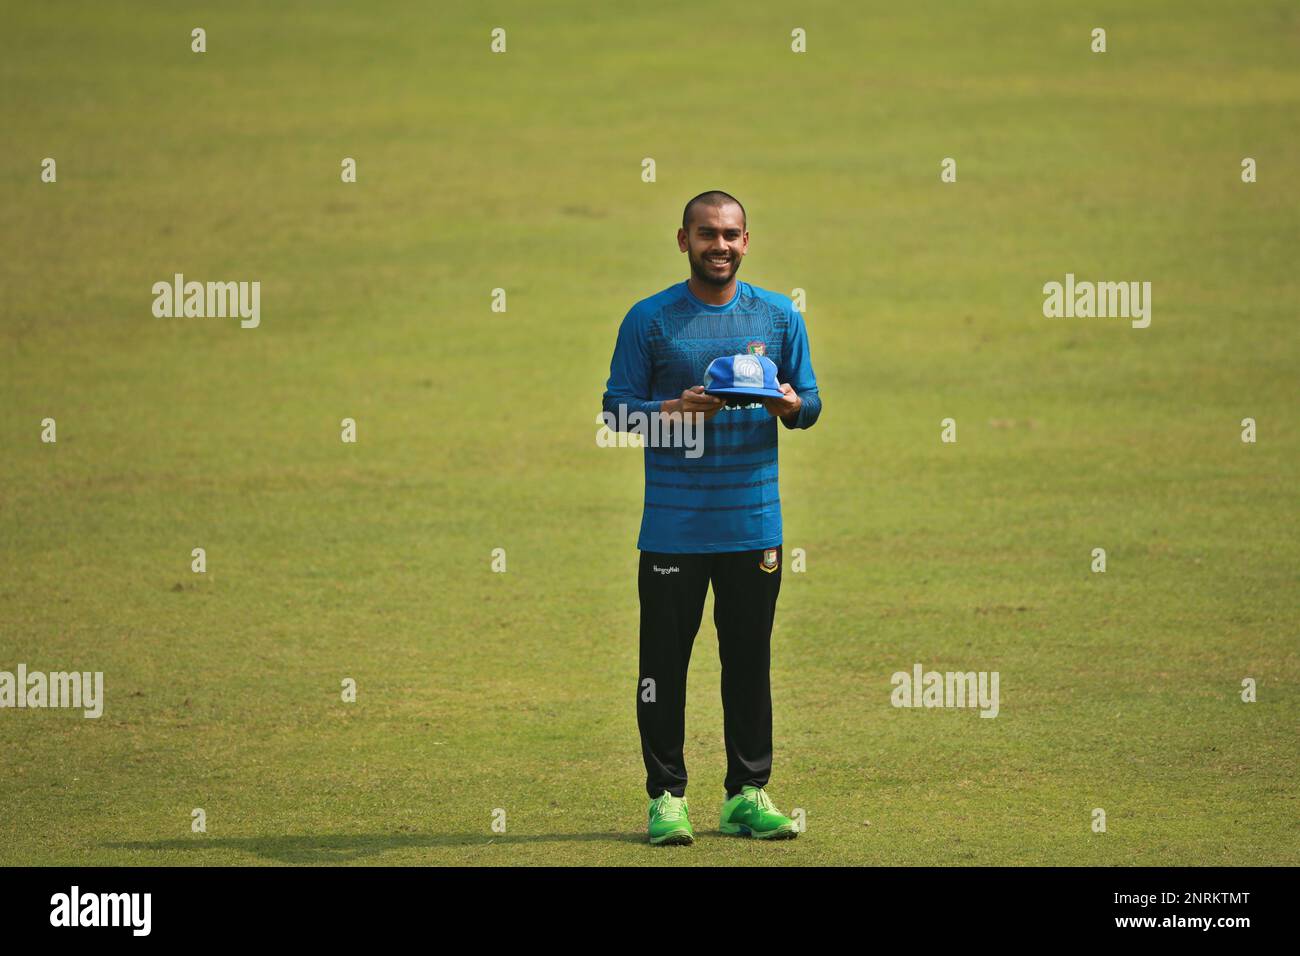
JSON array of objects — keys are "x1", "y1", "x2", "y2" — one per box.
[{"x1": 760, "y1": 548, "x2": 779, "y2": 573}]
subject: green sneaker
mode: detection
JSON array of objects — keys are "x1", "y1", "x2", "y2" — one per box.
[
  {"x1": 648, "y1": 790, "x2": 695, "y2": 846},
  {"x1": 719, "y1": 785, "x2": 797, "y2": 839}
]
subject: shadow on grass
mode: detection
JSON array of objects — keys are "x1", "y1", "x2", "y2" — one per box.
[{"x1": 104, "y1": 831, "x2": 646, "y2": 863}]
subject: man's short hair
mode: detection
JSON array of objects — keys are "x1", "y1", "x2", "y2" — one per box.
[{"x1": 682, "y1": 190, "x2": 747, "y2": 231}]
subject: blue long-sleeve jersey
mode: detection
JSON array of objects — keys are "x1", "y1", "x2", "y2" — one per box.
[{"x1": 602, "y1": 280, "x2": 822, "y2": 554}]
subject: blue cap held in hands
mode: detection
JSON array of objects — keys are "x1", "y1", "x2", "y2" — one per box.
[{"x1": 703, "y1": 353, "x2": 785, "y2": 400}]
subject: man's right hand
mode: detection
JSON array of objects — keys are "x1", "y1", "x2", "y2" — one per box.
[{"x1": 664, "y1": 385, "x2": 725, "y2": 421}]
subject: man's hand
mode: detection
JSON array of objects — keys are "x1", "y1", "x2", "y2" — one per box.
[
  {"x1": 663, "y1": 385, "x2": 725, "y2": 422},
  {"x1": 762, "y1": 383, "x2": 802, "y2": 421}
]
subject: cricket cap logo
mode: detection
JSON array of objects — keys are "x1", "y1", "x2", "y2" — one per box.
[{"x1": 733, "y1": 355, "x2": 763, "y2": 388}]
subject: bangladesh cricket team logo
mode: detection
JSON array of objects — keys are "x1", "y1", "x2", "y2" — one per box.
[
  {"x1": 746, "y1": 340, "x2": 766, "y2": 356},
  {"x1": 760, "y1": 548, "x2": 779, "y2": 573}
]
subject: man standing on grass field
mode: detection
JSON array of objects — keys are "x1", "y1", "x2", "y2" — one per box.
[{"x1": 602, "y1": 190, "x2": 822, "y2": 845}]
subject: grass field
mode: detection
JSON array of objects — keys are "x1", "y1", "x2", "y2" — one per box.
[{"x1": 1, "y1": 1, "x2": 1297, "y2": 866}]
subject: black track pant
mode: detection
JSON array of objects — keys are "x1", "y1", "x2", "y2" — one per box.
[{"x1": 636, "y1": 546, "x2": 782, "y2": 800}]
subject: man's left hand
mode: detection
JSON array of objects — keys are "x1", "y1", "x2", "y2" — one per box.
[{"x1": 763, "y1": 383, "x2": 801, "y2": 421}]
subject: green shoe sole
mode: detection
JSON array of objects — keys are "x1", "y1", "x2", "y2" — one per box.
[
  {"x1": 719, "y1": 820, "x2": 798, "y2": 840},
  {"x1": 650, "y1": 828, "x2": 695, "y2": 846}
]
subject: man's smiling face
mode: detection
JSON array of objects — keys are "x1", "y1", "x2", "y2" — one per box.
[{"x1": 678, "y1": 202, "x2": 748, "y2": 286}]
